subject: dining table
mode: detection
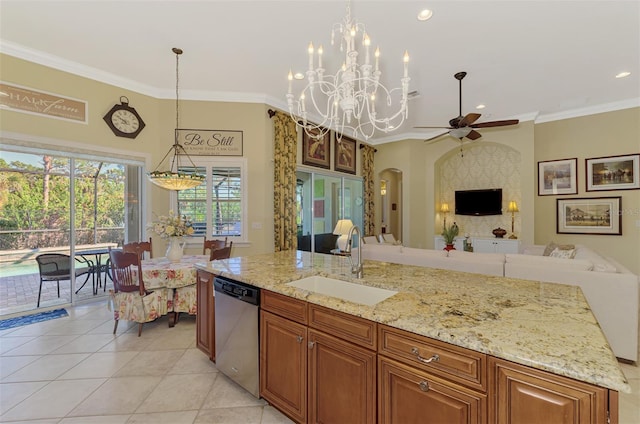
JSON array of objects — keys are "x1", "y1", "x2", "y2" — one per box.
[{"x1": 138, "y1": 254, "x2": 209, "y2": 326}]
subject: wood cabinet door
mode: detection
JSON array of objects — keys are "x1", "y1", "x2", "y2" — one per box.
[
  {"x1": 260, "y1": 310, "x2": 307, "y2": 423},
  {"x1": 195, "y1": 270, "x2": 214, "y2": 361},
  {"x1": 308, "y1": 329, "x2": 376, "y2": 424},
  {"x1": 379, "y1": 356, "x2": 486, "y2": 424},
  {"x1": 489, "y1": 357, "x2": 609, "y2": 424}
]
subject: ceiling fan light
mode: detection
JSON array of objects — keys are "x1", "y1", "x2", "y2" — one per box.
[{"x1": 450, "y1": 127, "x2": 472, "y2": 139}]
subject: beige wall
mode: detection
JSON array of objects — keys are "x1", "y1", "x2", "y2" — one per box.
[
  {"x1": 1, "y1": 54, "x2": 275, "y2": 257},
  {"x1": 535, "y1": 109, "x2": 640, "y2": 274},
  {"x1": 2, "y1": 54, "x2": 638, "y2": 273}
]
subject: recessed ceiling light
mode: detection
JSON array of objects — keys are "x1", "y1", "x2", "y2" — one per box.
[
  {"x1": 417, "y1": 9, "x2": 433, "y2": 21},
  {"x1": 615, "y1": 71, "x2": 631, "y2": 79},
  {"x1": 294, "y1": 73, "x2": 304, "y2": 80},
  {"x1": 476, "y1": 104, "x2": 486, "y2": 109}
]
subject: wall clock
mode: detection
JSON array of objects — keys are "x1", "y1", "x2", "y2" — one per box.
[{"x1": 103, "y1": 96, "x2": 146, "y2": 139}]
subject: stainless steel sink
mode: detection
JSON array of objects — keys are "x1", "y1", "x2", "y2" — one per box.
[{"x1": 286, "y1": 275, "x2": 397, "y2": 306}]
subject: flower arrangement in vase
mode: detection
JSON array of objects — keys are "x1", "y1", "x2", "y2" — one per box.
[
  {"x1": 147, "y1": 211, "x2": 195, "y2": 262},
  {"x1": 147, "y1": 211, "x2": 195, "y2": 239},
  {"x1": 441, "y1": 222, "x2": 459, "y2": 251}
]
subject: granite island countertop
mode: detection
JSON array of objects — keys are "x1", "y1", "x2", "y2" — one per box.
[{"x1": 195, "y1": 250, "x2": 630, "y2": 393}]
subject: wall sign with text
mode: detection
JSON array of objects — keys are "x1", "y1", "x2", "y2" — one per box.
[
  {"x1": 0, "y1": 81, "x2": 88, "y2": 123},
  {"x1": 176, "y1": 129, "x2": 243, "y2": 156}
]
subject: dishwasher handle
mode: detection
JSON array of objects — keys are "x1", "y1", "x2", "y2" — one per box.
[{"x1": 214, "y1": 277, "x2": 259, "y2": 305}]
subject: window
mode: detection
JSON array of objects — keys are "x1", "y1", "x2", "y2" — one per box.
[{"x1": 176, "y1": 158, "x2": 247, "y2": 242}]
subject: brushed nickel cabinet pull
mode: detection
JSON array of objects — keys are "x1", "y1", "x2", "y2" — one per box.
[
  {"x1": 296, "y1": 335, "x2": 303, "y2": 343},
  {"x1": 411, "y1": 347, "x2": 440, "y2": 364},
  {"x1": 418, "y1": 381, "x2": 430, "y2": 392},
  {"x1": 308, "y1": 341, "x2": 315, "y2": 349}
]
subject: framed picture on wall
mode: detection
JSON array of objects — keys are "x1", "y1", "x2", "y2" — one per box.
[
  {"x1": 302, "y1": 127, "x2": 330, "y2": 169},
  {"x1": 538, "y1": 158, "x2": 578, "y2": 196},
  {"x1": 334, "y1": 136, "x2": 357, "y2": 174},
  {"x1": 585, "y1": 153, "x2": 640, "y2": 191},
  {"x1": 556, "y1": 197, "x2": 622, "y2": 235}
]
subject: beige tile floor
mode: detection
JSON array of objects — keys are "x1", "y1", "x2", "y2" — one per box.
[
  {"x1": 0, "y1": 301, "x2": 639, "y2": 423},
  {"x1": 0, "y1": 301, "x2": 293, "y2": 424}
]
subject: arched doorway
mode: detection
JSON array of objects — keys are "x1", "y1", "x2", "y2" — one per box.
[{"x1": 379, "y1": 168, "x2": 402, "y2": 241}]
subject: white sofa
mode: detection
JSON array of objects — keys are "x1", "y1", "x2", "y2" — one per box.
[{"x1": 355, "y1": 243, "x2": 639, "y2": 362}]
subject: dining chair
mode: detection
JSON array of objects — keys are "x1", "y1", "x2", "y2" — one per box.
[
  {"x1": 109, "y1": 248, "x2": 168, "y2": 336},
  {"x1": 209, "y1": 242, "x2": 233, "y2": 260},
  {"x1": 203, "y1": 236, "x2": 228, "y2": 256},
  {"x1": 123, "y1": 237, "x2": 153, "y2": 259},
  {"x1": 35, "y1": 253, "x2": 94, "y2": 307}
]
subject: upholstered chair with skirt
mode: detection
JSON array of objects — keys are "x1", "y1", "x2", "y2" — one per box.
[{"x1": 108, "y1": 248, "x2": 171, "y2": 336}]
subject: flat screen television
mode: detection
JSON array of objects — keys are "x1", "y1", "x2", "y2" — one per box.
[{"x1": 455, "y1": 188, "x2": 502, "y2": 216}]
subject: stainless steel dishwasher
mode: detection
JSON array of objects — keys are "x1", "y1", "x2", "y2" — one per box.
[{"x1": 214, "y1": 276, "x2": 260, "y2": 398}]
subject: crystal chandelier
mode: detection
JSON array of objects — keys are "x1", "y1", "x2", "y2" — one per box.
[
  {"x1": 286, "y1": 1, "x2": 410, "y2": 141},
  {"x1": 147, "y1": 48, "x2": 205, "y2": 191}
]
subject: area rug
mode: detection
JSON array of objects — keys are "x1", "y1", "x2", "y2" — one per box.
[{"x1": 0, "y1": 308, "x2": 68, "y2": 330}]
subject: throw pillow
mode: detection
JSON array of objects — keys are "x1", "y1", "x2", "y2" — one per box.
[
  {"x1": 549, "y1": 247, "x2": 577, "y2": 259},
  {"x1": 543, "y1": 242, "x2": 558, "y2": 256}
]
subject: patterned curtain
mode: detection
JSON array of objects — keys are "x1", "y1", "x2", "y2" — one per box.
[
  {"x1": 273, "y1": 111, "x2": 298, "y2": 251},
  {"x1": 361, "y1": 144, "x2": 376, "y2": 236}
]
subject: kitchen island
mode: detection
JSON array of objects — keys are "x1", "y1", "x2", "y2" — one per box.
[{"x1": 195, "y1": 250, "x2": 630, "y2": 423}]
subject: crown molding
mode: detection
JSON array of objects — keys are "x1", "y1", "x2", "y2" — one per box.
[
  {"x1": 3, "y1": 40, "x2": 639, "y2": 138},
  {"x1": 1, "y1": 40, "x2": 278, "y2": 105},
  {"x1": 535, "y1": 98, "x2": 640, "y2": 123}
]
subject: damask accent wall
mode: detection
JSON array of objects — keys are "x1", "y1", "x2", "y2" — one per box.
[{"x1": 437, "y1": 143, "x2": 521, "y2": 238}]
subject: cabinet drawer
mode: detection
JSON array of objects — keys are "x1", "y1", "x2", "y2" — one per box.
[
  {"x1": 379, "y1": 324, "x2": 486, "y2": 391},
  {"x1": 308, "y1": 304, "x2": 377, "y2": 350},
  {"x1": 262, "y1": 290, "x2": 307, "y2": 324}
]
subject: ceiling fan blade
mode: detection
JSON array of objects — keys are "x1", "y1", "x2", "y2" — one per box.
[
  {"x1": 471, "y1": 119, "x2": 519, "y2": 128},
  {"x1": 414, "y1": 126, "x2": 453, "y2": 129},
  {"x1": 465, "y1": 130, "x2": 482, "y2": 140},
  {"x1": 424, "y1": 132, "x2": 449, "y2": 143},
  {"x1": 459, "y1": 113, "x2": 481, "y2": 127}
]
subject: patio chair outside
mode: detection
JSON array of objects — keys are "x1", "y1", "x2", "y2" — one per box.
[{"x1": 35, "y1": 254, "x2": 93, "y2": 307}]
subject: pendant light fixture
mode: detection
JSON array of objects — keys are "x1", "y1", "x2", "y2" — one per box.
[{"x1": 147, "y1": 47, "x2": 205, "y2": 191}]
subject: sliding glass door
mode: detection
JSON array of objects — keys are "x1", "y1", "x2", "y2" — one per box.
[
  {"x1": 0, "y1": 147, "x2": 144, "y2": 315},
  {"x1": 296, "y1": 169, "x2": 363, "y2": 254}
]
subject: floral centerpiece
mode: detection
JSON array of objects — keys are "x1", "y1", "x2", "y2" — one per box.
[
  {"x1": 147, "y1": 211, "x2": 195, "y2": 239},
  {"x1": 147, "y1": 211, "x2": 194, "y2": 262}
]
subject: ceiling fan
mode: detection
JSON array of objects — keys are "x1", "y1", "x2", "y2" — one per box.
[{"x1": 415, "y1": 71, "x2": 519, "y2": 143}]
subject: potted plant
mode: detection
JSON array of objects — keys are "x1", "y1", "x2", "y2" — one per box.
[{"x1": 441, "y1": 222, "x2": 459, "y2": 251}]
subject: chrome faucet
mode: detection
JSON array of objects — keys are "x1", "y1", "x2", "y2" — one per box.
[{"x1": 345, "y1": 225, "x2": 363, "y2": 278}]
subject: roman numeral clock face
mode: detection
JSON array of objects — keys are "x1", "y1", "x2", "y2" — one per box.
[
  {"x1": 111, "y1": 109, "x2": 139, "y2": 133},
  {"x1": 103, "y1": 98, "x2": 146, "y2": 139}
]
